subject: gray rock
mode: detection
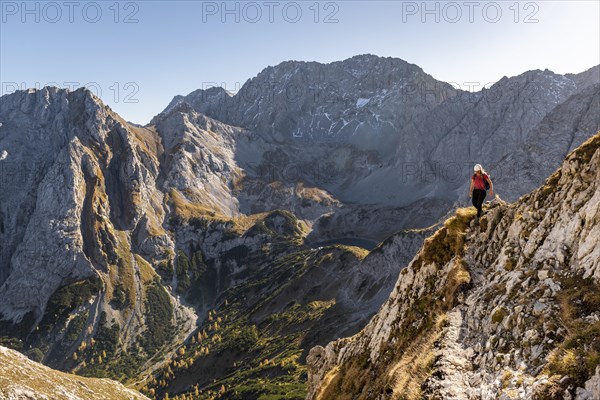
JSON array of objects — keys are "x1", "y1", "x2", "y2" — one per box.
[
  {"x1": 307, "y1": 132, "x2": 600, "y2": 399},
  {"x1": 532, "y1": 301, "x2": 548, "y2": 316},
  {"x1": 156, "y1": 55, "x2": 600, "y2": 239}
]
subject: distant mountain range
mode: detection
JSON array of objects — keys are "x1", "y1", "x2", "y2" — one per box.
[
  {"x1": 0, "y1": 54, "x2": 598, "y2": 399},
  {"x1": 154, "y1": 55, "x2": 599, "y2": 240}
]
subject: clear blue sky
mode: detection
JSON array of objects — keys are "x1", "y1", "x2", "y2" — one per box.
[{"x1": 1, "y1": 0, "x2": 599, "y2": 124}]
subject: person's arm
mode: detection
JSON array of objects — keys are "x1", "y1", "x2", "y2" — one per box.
[
  {"x1": 487, "y1": 176, "x2": 494, "y2": 196},
  {"x1": 469, "y1": 178, "x2": 473, "y2": 197}
]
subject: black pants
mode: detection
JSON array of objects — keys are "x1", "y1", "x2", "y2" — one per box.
[{"x1": 472, "y1": 189, "x2": 486, "y2": 218}]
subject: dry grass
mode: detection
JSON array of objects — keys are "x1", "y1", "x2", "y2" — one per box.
[
  {"x1": 296, "y1": 182, "x2": 337, "y2": 204},
  {"x1": 318, "y1": 353, "x2": 369, "y2": 400},
  {"x1": 229, "y1": 212, "x2": 270, "y2": 235},
  {"x1": 388, "y1": 314, "x2": 447, "y2": 399},
  {"x1": 543, "y1": 276, "x2": 600, "y2": 388},
  {"x1": 168, "y1": 189, "x2": 228, "y2": 222},
  {"x1": 135, "y1": 255, "x2": 158, "y2": 286},
  {"x1": 334, "y1": 245, "x2": 370, "y2": 260},
  {"x1": 404, "y1": 224, "x2": 438, "y2": 234},
  {"x1": 443, "y1": 259, "x2": 471, "y2": 309},
  {"x1": 169, "y1": 189, "x2": 304, "y2": 237},
  {"x1": 444, "y1": 207, "x2": 477, "y2": 236},
  {"x1": 537, "y1": 131, "x2": 599, "y2": 203},
  {"x1": 491, "y1": 308, "x2": 507, "y2": 325},
  {"x1": 143, "y1": 193, "x2": 167, "y2": 238},
  {"x1": 315, "y1": 366, "x2": 341, "y2": 400},
  {"x1": 145, "y1": 214, "x2": 166, "y2": 237},
  {"x1": 268, "y1": 181, "x2": 284, "y2": 190},
  {"x1": 318, "y1": 253, "x2": 336, "y2": 265},
  {"x1": 571, "y1": 130, "x2": 600, "y2": 164},
  {"x1": 419, "y1": 207, "x2": 476, "y2": 269},
  {"x1": 114, "y1": 230, "x2": 137, "y2": 310},
  {"x1": 122, "y1": 118, "x2": 162, "y2": 160}
]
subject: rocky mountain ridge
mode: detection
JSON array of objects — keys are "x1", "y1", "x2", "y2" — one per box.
[{"x1": 307, "y1": 131, "x2": 600, "y2": 399}]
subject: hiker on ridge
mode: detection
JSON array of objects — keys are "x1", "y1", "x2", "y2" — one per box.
[{"x1": 469, "y1": 164, "x2": 493, "y2": 220}]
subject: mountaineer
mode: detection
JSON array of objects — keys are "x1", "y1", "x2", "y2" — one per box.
[{"x1": 469, "y1": 164, "x2": 494, "y2": 220}]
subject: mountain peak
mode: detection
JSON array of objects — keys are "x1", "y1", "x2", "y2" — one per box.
[
  {"x1": 340, "y1": 53, "x2": 413, "y2": 66},
  {"x1": 0, "y1": 86, "x2": 108, "y2": 121},
  {"x1": 12, "y1": 85, "x2": 102, "y2": 102},
  {"x1": 567, "y1": 64, "x2": 600, "y2": 90},
  {"x1": 158, "y1": 85, "x2": 233, "y2": 123}
]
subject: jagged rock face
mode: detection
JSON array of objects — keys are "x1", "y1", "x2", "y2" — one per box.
[
  {"x1": 159, "y1": 54, "x2": 456, "y2": 150},
  {"x1": 567, "y1": 65, "x2": 600, "y2": 90},
  {"x1": 154, "y1": 103, "x2": 245, "y2": 217},
  {"x1": 0, "y1": 88, "x2": 93, "y2": 288},
  {"x1": 499, "y1": 83, "x2": 600, "y2": 201},
  {"x1": 0, "y1": 87, "x2": 163, "y2": 322},
  {"x1": 367, "y1": 68, "x2": 600, "y2": 208},
  {"x1": 0, "y1": 346, "x2": 149, "y2": 399},
  {"x1": 154, "y1": 102, "x2": 346, "y2": 225},
  {"x1": 155, "y1": 55, "x2": 464, "y2": 238},
  {"x1": 158, "y1": 56, "x2": 599, "y2": 240},
  {"x1": 0, "y1": 88, "x2": 196, "y2": 374},
  {"x1": 307, "y1": 132, "x2": 600, "y2": 399}
]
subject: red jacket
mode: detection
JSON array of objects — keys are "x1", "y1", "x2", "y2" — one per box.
[{"x1": 472, "y1": 173, "x2": 490, "y2": 190}]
